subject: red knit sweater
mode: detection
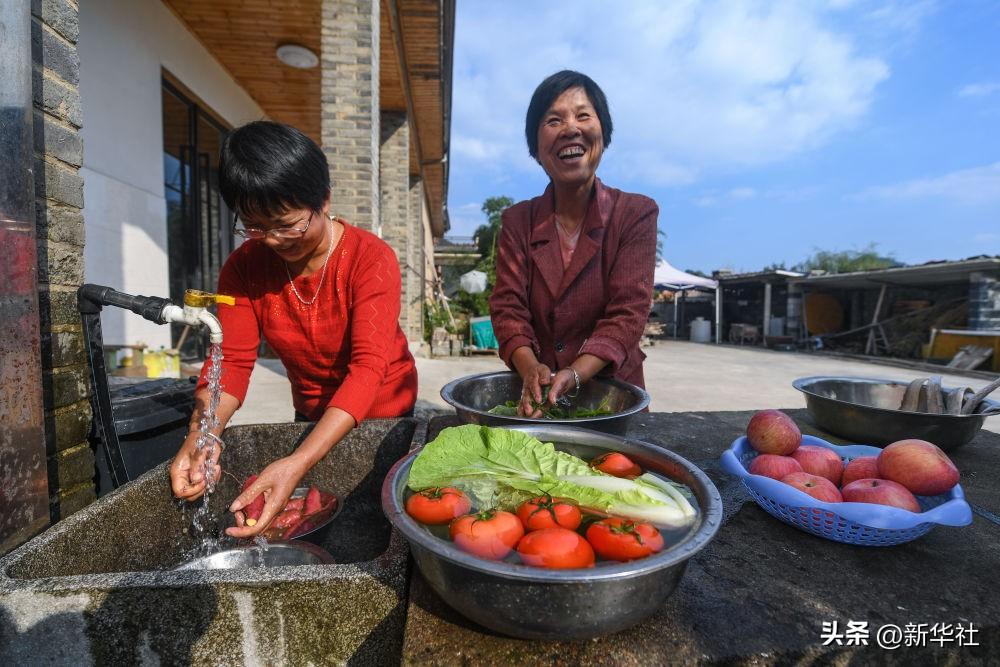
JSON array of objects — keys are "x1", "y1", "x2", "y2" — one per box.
[{"x1": 197, "y1": 222, "x2": 417, "y2": 424}]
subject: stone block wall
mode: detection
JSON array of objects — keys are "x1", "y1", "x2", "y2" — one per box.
[
  {"x1": 406, "y1": 176, "x2": 425, "y2": 341},
  {"x1": 969, "y1": 271, "x2": 1000, "y2": 331},
  {"x1": 379, "y1": 111, "x2": 413, "y2": 334},
  {"x1": 31, "y1": 0, "x2": 95, "y2": 520},
  {"x1": 321, "y1": 0, "x2": 380, "y2": 235}
]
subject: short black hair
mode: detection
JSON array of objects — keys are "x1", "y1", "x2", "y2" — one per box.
[
  {"x1": 524, "y1": 70, "x2": 613, "y2": 160},
  {"x1": 219, "y1": 120, "x2": 330, "y2": 220}
]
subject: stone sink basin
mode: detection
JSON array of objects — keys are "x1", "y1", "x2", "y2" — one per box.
[{"x1": 0, "y1": 419, "x2": 418, "y2": 665}]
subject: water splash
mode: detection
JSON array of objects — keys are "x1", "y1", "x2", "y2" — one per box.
[{"x1": 191, "y1": 343, "x2": 224, "y2": 544}]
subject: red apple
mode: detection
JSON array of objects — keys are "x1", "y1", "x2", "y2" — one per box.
[
  {"x1": 791, "y1": 446, "x2": 843, "y2": 486},
  {"x1": 842, "y1": 479, "x2": 921, "y2": 513},
  {"x1": 781, "y1": 472, "x2": 843, "y2": 503},
  {"x1": 749, "y1": 454, "x2": 803, "y2": 480},
  {"x1": 746, "y1": 410, "x2": 801, "y2": 455},
  {"x1": 877, "y1": 439, "x2": 960, "y2": 496},
  {"x1": 841, "y1": 456, "x2": 880, "y2": 488}
]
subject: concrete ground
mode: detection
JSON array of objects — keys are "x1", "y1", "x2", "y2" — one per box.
[{"x1": 229, "y1": 341, "x2": 999, "y2": 433}]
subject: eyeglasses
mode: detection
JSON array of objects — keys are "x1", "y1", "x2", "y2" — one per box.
[{"x1": 232, "y1": 212, "x2": 314, "y2": 239}]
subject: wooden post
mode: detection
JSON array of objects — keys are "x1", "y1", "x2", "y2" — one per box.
[{"x1": 865, "y1": 284, "x2": 888, "y2": 355}]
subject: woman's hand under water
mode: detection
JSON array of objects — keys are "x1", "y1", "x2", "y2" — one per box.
[
  {"x1": 225, "y1": 455, "x2": 311, "y2": 539},
  {"x1": 519, "y1": 362, "x2": 554, "y2": 418},
  {"x1": 169, "y1": 430, "x2": 223, "y2": 502}
]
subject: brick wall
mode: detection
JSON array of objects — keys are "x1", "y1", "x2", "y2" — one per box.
[
  {"x1": 32, "y1": 0, "x2": 95, "y2": 520},
  {"x1": 969, "y1": 271, "x2": 1000, "y2": 331},
  {"x1": 321, "y1": 0, "x2": 380, "y2": 235},
  {"x1": 379, "y1": 111, "x2": 412, "y2": 335},
  {"x1": 406, "y1": 176, "x2": 425, "y2": 341}
]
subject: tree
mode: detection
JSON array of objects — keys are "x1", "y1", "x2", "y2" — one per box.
[
  {"x1": 473, "y1": 196, "x2": 513, "y2": 285},
  {"x1": 793, "y1": 243, "x2": 900, "y2": 274}
]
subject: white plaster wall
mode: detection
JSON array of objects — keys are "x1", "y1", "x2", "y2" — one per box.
[{"x1": 79, "y1": 0, "x2": 265, "y2": 347}]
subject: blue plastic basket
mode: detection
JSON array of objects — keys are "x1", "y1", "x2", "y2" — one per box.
[{"x1": 720, "y1": 435, "x2": 972, "y2": 546}]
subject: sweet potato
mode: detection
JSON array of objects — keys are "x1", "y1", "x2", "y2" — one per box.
[
  {"x1": 242, "y1": 475, "x2": 265, "y2": 526},
  {"x1": 304, "y1": 486, "x2": 322, "y2": 514}
]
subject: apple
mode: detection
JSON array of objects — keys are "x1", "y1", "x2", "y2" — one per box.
[
  {"x1": 842, "y1": 479, "x2": 921, "y2": 513},
  {"x1": 749, "y1": 454, "x2": 803, "y2": 480},
  {"x1": 791, "y1": 445, "x2": 843, "y2": 486},
  {"x1": 746, "y1": 410, "x2": 801, "y2": 455},
  {"x1": 877, "y1": 439, "x2": 960, "y2": 496},
  {"x1": 781, "y1": 472, "x2": 843, "y2": 503},
  {"x1": 841, "y1": 456, "x2": 880, "y2": 488}
]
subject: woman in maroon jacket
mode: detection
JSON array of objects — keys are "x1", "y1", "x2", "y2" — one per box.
[{"x1": 490, "y1": 70, "x2": 658, "y2": 417}]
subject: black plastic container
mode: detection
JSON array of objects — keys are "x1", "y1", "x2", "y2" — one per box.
[{"x1": 92, "y1": 376, "x2": 196, "y2": 496}]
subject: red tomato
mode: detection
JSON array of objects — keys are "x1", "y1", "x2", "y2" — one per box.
[
  {"x1": 405, "y1": 487, "x2": 472, "y2": 525},
  {"x1": 586, "y1": 518, "x2": 665, "y2": 561},
  {"x1": 449, "y1": 510, "x2": 524, "y2": 560},
  {"x1": 517, "y1": 528, "x2": 595, "y2": 569},
  {"x1": 591, "y1": 452, "x2": 642, "y2": 478},
  {"x1": 517, "y1": 495, "x2": 582, "y2": 532}
]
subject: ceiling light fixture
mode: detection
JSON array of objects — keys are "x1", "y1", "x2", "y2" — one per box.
[{"x1": 276, "y1": 44, "x2": 318, "y2": 69}]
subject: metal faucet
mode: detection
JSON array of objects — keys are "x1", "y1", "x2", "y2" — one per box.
[
  {"x1": 76, "y1": 284, "x2": 234, "y2": 489},
  {"x1": 78, "y1": 285, "x2": 233, "y2": 344},
  {"x1": 160, "y1": 290, "x2": 233, "y2": 344}
]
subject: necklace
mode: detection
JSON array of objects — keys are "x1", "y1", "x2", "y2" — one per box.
[
  {"x1": 555, "y1": 215, "x2": 582, "y2": 255},
  {"x1": 284, "y1": 217, "x2": 336, "y2": 306}
]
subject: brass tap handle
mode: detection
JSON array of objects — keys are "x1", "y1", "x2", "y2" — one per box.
[{"x1": 183, "y1": 289, "x2": 235, "y2": 307}]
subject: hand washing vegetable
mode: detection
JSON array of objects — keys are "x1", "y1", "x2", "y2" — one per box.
[
  {"x1": 408, "y1": 425, "x2": 696, "y2": 529},
  {"x1": 517, "y1": 495, "x2": 582, "y2": 532},
  {"x1": 450, "y1": 509, "x2": 525, "y2": 560},
  {"x1": 591, "y1": 452, "x2": 642, "y2": 479},
  {"x1": 517, "y1": 528, "x2": 595, "y2": 569},
  {"x1": 487, "y1": 389, "x2": 614, "y2": 419},
  {"x1": 406, "y1": 487, "x2": 472, "y2": 525},
  {"x1": 235, "y1": 477, "x2": 337, "y2": 540},
  {"x1": 241, "y1": 475, "x2": 266, "y2": 526},
  {"x1": 586, "y1": 518, "x2": 664, "y2": 561}
]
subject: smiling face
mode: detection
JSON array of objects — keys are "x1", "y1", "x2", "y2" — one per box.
[
  {"x1": 242, "y1": 200, "x2": 330, "y2": 265},
  {"x1": 536, "y1": 87, "x2": 605, "y2": 189}
]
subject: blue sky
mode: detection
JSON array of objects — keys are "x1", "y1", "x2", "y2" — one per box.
[{"x1": 446, "y1": 0, "x2": 1000, "y2": 274}]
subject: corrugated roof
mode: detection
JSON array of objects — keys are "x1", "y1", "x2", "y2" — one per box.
[{"x1": 790, "y1": 256, "x2": 1000, "y2": 289}]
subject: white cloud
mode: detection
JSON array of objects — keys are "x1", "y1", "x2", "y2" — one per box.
[
  {"x1": 453, "y1": 1, "x2": 896, "y2": 189},
  {"x1": 958, "y1": 82, "x2": 1000, "y2": 98},
  {"x1": 975, "y1": 232, "x2": 1000, "y2": 243},
  {"x1": 853, "y1": 162, "x2": 1000, "y2": 205}
]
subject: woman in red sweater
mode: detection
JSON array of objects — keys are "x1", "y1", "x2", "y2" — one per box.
[{"x1": 169, "y1": 121, "x2": 417, "y2": 537}]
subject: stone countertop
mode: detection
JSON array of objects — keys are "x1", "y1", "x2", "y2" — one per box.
[{"x1": 400, "y1": 411, "x2": 1000, "y2": 665}]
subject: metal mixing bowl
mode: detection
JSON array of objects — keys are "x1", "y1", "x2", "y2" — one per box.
[
  {"x1": 174, "y1": 541, "x2": 334, "y2": 571},
  {"x1": 793, "y1": 376, "x2": 1000, "y2": 451},
  {"x1": 382, "y1": 425, "x2": 722, "y2": 640},
  {"x1": 440, "y1": 371, "x2": 650, "y2": 435}
]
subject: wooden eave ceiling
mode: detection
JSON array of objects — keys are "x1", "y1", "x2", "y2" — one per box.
[{"x1": 164, "y1": 0, "x2": 451, "y2": 237}]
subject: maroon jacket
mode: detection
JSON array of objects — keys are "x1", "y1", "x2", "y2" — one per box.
[{"x1": 489, "y1": 178, "x2": 658, "y2": 387}]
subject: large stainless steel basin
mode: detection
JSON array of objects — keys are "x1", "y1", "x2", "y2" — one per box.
[
  {"x1": 794, "y1": 376, "x2": 1000, "y2": 451},
  {"x1": 441, "y1": 371, "x2": 650, "y2": 435},
  {"x1": 382, "y1": 424, "x2": 722, "y2": 640}
]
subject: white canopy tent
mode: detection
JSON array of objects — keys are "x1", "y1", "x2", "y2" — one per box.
[{"x1": 653, "y1": 259, "x2": 721, "y2": 342}]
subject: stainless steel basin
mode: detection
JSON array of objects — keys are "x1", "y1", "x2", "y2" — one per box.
[
  {"x1": 793, "y1": 376, "x2": 1000, "y2": 451},
  {"x1": 382, "y1": 425, "x2": 722, "y2": 640},
  {"x1": 174, "y1": 542, "x2": 334, "y2": 570},
  {"x1": 440, "y1": 371, "x2": 650, "y2": 435}
]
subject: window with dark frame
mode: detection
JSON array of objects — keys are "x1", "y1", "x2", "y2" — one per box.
[{"x1": 162, "y1": 77, "x2": 234, "y2": 361}]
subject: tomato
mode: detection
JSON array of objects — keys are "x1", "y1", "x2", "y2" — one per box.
[
  {"x1": 517, "y1": 495, "x2": 582, "y2": 532},
  {"x1": 449, "y1": 510, "x2": 524, "y2": 560},
  {"x1": 591, "y1": 452, "x2": 642, "y2": 478},
  {"x1": 406, "y1": 487, "x2": 472, "y2": 525},
  {"x1": 517, "y1": 528, "x2": 595, "y2": 569},
  {"x1": 586, "y1": 518, "x2": 665, "y2": 561}
]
